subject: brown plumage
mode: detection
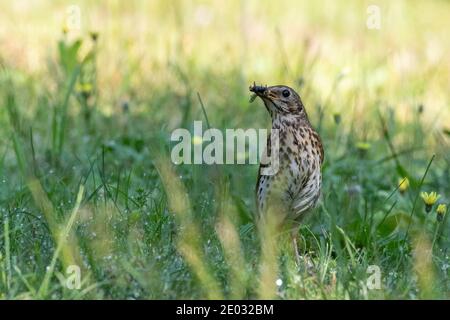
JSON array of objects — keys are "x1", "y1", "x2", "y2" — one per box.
[{"x1": 250, "y1": 83, "x2": 324, "y2": 260}]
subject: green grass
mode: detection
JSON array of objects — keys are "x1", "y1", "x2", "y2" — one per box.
[{"x1": 0, "y1": 0, "x2": 449, "y2": 299}]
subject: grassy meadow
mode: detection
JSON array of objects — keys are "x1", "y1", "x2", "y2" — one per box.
[{"x1": 0, "y1": 0, "x2": 449, "y2": 299}]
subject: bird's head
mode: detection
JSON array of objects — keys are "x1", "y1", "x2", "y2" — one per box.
[{"x1": 249, "y1": 83, "x2": 308, "y2": 120}]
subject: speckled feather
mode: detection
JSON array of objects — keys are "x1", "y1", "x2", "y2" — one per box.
[{"x1": 251, "y1": 84, "x2": 324, "y2": 224}]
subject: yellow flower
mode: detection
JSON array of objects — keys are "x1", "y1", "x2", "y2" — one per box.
[
  {"x1": 398, "y1": 177, "x2": 409, "y2": 193},
  {"x1": 420, "y1": 191, "x2": 440, "y2": 212},
  {"x1": 75, "y1": 82, "x2": 93, "y2": 95},
  {"x1": 437, "y1": 204, "x2": 447, "y2": 214},
  {"x1": 421, "y1": 192, "x2": 440, "y2": 205},
  {"x1": 356, "y1": 142, "x2": 371, "y2": 151},
  {"x1": 436, "y1": 204, "x2": 447, "y2": 222}
]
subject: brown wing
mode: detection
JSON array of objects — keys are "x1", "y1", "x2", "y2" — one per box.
[{"x1": 310, "y1": 129, "x2": 324, "y2": 165}]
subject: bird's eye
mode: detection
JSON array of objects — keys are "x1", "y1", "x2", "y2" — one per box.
[{"x1": 282, "y1": 89, "x2": 290, "y2": 98}]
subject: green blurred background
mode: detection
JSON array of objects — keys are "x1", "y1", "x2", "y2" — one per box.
[{"x1": 0, "y1": 0, "x2": 449, "y2": 299}]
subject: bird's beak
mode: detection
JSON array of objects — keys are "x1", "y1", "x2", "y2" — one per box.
[{"x1": 249, "y1": 83, "x2": 276, "y2": 115}]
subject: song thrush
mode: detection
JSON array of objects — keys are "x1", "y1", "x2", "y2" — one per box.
[{"x1": 250, "y1": 83, "x2": 324, "y2": 261}]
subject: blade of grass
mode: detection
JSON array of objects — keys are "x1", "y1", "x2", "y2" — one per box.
[
  {"x1": 13, "y1": 265, "x2": 37, "y2": 296},
  {"x1": 3, "y1": 212, "x2": 11, "y2": 293},
  {"x1": 54, "y1": 65, "x2": 80, "y2": 159},
  {"x1": 197, "y1": 92, "x2": 211, "y2": 130},
  {"x1": 38, "y1": 185, "x2": 85, "y2": 298},
  {"x1": 377, "y1": 111, "x2": 411, "y2": 180},
  {"x1": 403, "y1": 154, "x2": 435, "y2": 242},
  {"x1": 155, "y1": 157, "x2": 223, "y2": 299}
]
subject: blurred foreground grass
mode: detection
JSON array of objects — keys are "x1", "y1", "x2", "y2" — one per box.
[{"x1": 0, "y1": 0, "x2": 449, "y2": 299}]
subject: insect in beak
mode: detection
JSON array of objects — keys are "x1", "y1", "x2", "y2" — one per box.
[{"x1": 249, "y1": 82, "x2": 267, "y2": 102}]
